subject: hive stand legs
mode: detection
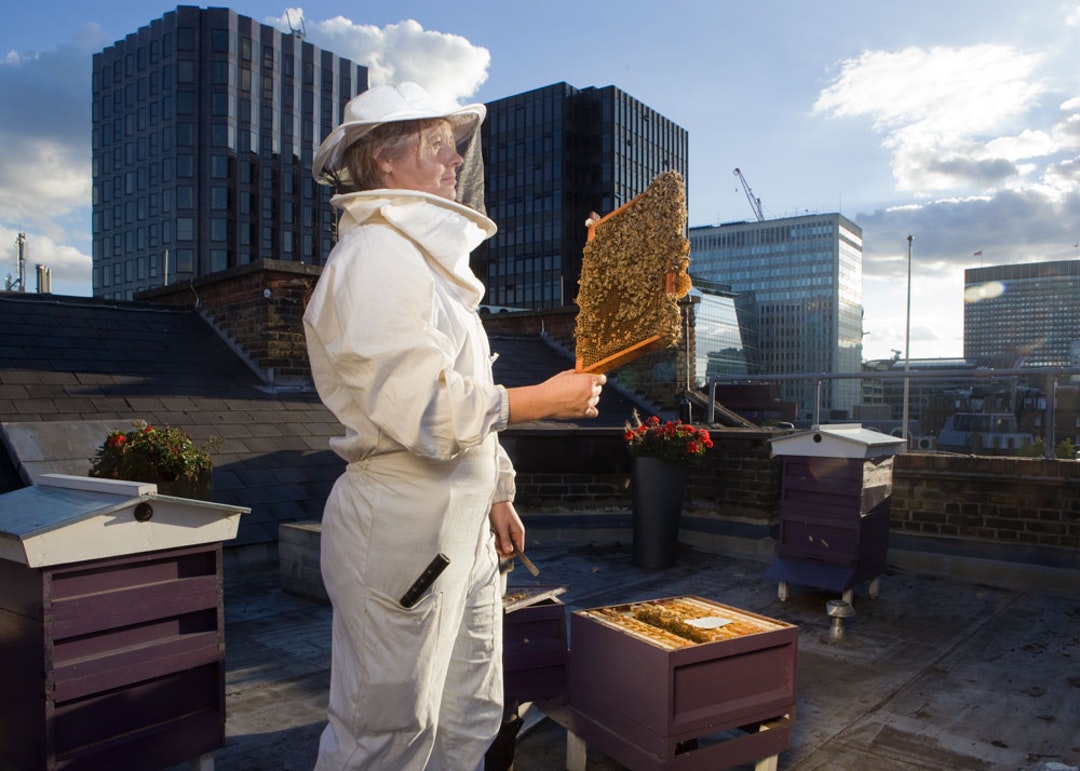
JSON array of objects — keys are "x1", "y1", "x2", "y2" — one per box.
[
  {"x1": 753, "y1": 718, "x2": 782, "y2": 771},
  {"x1": 755, "y1": 754, "x2": 779, "y2": 771},
  {"x1": 562, "y1": 722, "x2": 784, "y2": 771},
  {"x1": 777, "y1": 576, "x2": 884, "y2": 604},
  {"x1": 191, "y1": 753, "x2": 214, "y2": 771},
  {"x1": 566, "y1": 730, "x2": 587, "y2": 771}
]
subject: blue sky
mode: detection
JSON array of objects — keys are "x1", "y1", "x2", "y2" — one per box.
[{"x1": 3, "y1": 1, "x2": 1080, "y2": 360}]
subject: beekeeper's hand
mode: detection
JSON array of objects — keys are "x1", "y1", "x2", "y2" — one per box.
[
  {"x1": 489, "y1": 500, "x2": 525, "y2": 558},
  {"x1": 507, "y1": 370, "x2": 606, "y2": 423}
]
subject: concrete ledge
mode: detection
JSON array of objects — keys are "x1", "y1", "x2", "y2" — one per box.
[
  {"x1": 278, "y1": 521, "x2": 328, "y2": 605},
  {"x1": 889, "y1": 532, "x2": 1080, "y2": 599}
]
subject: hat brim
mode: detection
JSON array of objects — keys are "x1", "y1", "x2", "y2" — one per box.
[{"x1": 313, "y1": 103, "x2": 485, "y2": 186}]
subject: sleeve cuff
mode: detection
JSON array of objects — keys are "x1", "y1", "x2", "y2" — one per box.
[{"x1": 495, "y1": 384, "x2": 511, "y2": 431}]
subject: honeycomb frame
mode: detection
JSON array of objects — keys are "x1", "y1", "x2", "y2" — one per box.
[{"x1": 574, "y1": 170, "x2": 691, "y2": 373}]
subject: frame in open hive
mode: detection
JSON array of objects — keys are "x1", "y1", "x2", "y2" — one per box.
[
  {"x1": 577, "y1": 595, "x2": 790, "y2": 650},
  {"x1": 574, "y1": 170, "x2": 691, "y2": 373}
]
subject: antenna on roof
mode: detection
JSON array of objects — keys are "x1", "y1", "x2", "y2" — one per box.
[
  {"x1": 5, "y1": 232, "x2": 27, "y2": 292},
  {"x1": 285, "y1": 10, "x2": 306, "y2": 40}
]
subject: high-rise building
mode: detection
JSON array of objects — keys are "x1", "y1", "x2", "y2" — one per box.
[
  {"x1": 475, "y1": 82, "x2": 688, "y2": 309},
  {"x1": 690, "y1": 280, "x2": 760, "y2": 385},
  {"x1": 91, "y1": 6, "x2": 366, "y2": 299},
  {"x1": 964, "y1": 259, "x2": 1080, "y2": 367},
  {"x1": 688, "y1": 214, "x2": 864, "y2": 420}
]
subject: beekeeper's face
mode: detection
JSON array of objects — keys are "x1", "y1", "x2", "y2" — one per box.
[{"x1": 379, "y1": 119, "x2": 462, "y2": 200}]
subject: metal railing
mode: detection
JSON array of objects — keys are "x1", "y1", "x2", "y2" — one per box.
[{"x1": 707, "y1": 365, "x2": 1080, "y2": 459}]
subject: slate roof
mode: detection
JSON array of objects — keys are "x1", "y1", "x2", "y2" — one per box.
[{"x1": 0, "y1": 293, "x2": 640, "y2": 548}]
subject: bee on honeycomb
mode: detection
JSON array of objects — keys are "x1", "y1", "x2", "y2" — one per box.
[{"x1": 574, "y1": 170, "x2": 691, "y2": 373}]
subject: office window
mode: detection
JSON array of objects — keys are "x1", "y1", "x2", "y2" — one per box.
[
  {"x1": 177, "y1": 218, "x2": 194, "y2": 241},
  {"x1": 177, "y1": 27, "x2": 195, "y2": 52},
  {"x1": 211, "y1": 28, "x2": 229, "y2": 53},
  {"x1": 211, "y1": 155, "x2": 230, "y2": 179},
  {"x1": 211, "y1": 91, "x2": 229, "y2": 116},
  {"x1": 176, "y1": 249, "x2": 194, "y2": 272},
  {"x1": 211, "y1": 123, "x2": 229, "y2": 147},
  {"x1": 177, "y1": 122, "x2": 194, "y2": 146}
]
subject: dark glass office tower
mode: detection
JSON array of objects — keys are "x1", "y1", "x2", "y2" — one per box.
[
  {"x1": 476, "y1": 82, "x2": 688, "y2": 309},
  {"x1": 91, "y1": 6, "x2": 366, "y2": 299}
]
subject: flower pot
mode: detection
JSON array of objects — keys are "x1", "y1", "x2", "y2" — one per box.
[
  {"x1": 155, "y1": 469, "x2": 214, "y2": 501},
  {"x1": 630, "y1": 456, "x2": 689, "y2": 569}
]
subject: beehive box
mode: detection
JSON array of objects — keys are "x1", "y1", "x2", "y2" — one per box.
[
  {"x1": 0, "y1": 475, "x2": 247, "y2": 771},
  {"x1": 777, "y1": 455, "x2": 893, "y2": 566},
  {"x1": 502, "y1": 586, "x2": 568, "y2": 705},
  {"x1": 0, "y1": 544, "x2": 228, "y2": 771},
  {"x1": 567, "y1": 596, "x2": 797, "y2": 769}
]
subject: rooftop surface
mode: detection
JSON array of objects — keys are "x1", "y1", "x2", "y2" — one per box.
[{"x1": 178, "y1": 536, "x2": 1078, "y2": 771}]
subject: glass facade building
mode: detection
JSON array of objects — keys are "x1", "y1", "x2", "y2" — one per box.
[
  {"x1": 964, "y1": 259, "x2": 1080, "y2": 367},
  {"x1": 690, "y1": 281, "x2": 760, "y2": 386},
  {"x1": 688, "y1": 213, "x2": 864, "y2": 420},
  {"x1": 91, "y1": 6, "x2": 366, "y2": 299},
  {"x1": 475, "y1": 82, "x2": 688, "y2": 309}
]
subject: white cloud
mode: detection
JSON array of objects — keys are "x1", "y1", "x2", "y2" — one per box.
[
  {"x1": 0, "y1": 24, "x2": 103, "y2": 296},
  {"x1": 814, "y1": 44, "x2": 1049, "y2": 194},
  {"x1": 0, "y1": 134, "x2": 90, "y2": 227},
  {"x1": 265, "y1": 9, "x2": 490, "y2": 107}
]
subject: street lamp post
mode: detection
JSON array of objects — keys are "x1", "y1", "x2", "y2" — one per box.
[{"x1": 902, "y1": 235, "x2": 913, "y2": 446}]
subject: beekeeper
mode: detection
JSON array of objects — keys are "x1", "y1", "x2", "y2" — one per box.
[{"x1": 303, "y1": 82, "x2": 605, "y2": 770}]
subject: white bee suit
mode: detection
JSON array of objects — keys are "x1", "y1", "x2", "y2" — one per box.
[{"x1": 303, "y1": 189, "x2": 515, "y2": 770}]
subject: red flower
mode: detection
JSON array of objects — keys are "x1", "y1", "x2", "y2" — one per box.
[
  {"x1": 624, "y1": 410, "x2": 714, "y2": 465},
  {"x1": 106, "y1": 433, "x2": 126, "y2": 448}
]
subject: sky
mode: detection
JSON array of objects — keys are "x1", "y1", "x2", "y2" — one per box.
[{"x1": 2, "y1": 1, "x2": 1079, "y2": 362}]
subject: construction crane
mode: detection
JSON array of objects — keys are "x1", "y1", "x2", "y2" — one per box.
[{"x1": 733, "y1": 168, "x2": 765, "y2": 222}]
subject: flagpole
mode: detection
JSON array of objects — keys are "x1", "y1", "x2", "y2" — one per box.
[{"x1": 902, "y1": 235, "x2": 912, "y2": 446}]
